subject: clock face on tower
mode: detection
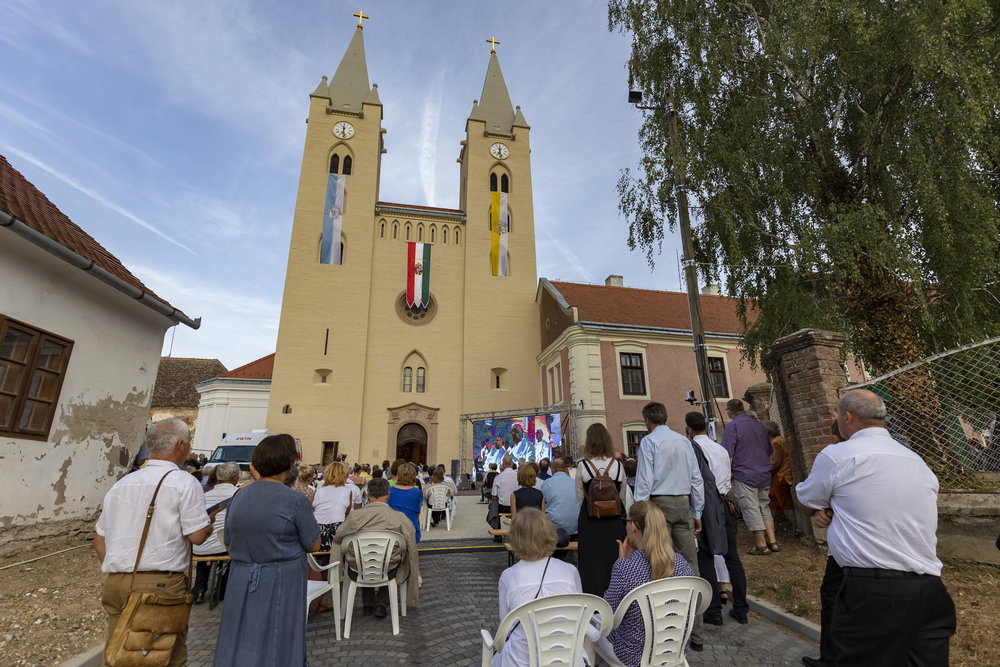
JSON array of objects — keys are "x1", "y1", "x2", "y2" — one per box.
[
  {"x1": 332, "y1": 121, "x2": 355, "y2": 139},
  {"x1": 490, "y1": 142, "x2": 510, "y2": 160}
]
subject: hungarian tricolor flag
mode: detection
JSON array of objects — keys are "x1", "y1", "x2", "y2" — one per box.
[
  {"x1": 490, "y1": 191, "x2": 509, "y2": 276},
  {"x1": 406, "y1": 242, "x2": 431, "y2": 308}
]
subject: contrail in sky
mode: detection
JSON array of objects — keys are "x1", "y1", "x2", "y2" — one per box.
[{"x1": 2, "y1": 145, "x2": 197, "y2": 255}]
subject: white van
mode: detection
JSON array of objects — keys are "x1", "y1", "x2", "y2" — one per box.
[
  {"x1": 207, "y1": 430, "x2": 303, "y2": 472},
  {"x1": 208, "y1": 429, "x2": 272, "y2": 471}
]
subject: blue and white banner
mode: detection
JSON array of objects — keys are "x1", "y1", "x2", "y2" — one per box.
[{"x1": 320, "y1": 174, "x2": 346, "y2": 265}]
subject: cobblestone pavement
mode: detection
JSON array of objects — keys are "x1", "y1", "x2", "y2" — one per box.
[{"x1": 185, "y1": 538, "x2": 817, "y2": 666}]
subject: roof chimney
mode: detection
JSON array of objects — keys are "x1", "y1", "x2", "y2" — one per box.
[
  {"x1": 701, "y1": 283, "x2": 721, "y2": 296},
  {"x1": 605, "y1": 275, "x2": 624, "y2": 287}
]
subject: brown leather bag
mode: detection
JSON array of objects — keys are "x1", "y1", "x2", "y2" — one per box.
[{"x1": 104, "y1": 470, "x2": 194, "y2": 667}]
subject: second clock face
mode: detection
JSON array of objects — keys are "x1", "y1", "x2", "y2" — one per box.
[
  {"x1": 490, "y1": 142, "x2": 510, "y2": 159},
  {"x1": 333, "y1": 121, "x2": 355, "y2": 139}
]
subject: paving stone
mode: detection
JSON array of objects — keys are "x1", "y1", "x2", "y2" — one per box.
[{"x1": 185, "y1": 533, "x2": 817, "y2": 665}]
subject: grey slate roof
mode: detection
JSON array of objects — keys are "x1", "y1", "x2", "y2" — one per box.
[{"x1": 469, "y1": 52, "x2": 515, "y2": 134}]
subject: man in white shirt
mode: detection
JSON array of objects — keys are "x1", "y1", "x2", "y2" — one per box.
[
  {"x1": 797, "y1": 389, "x2": 956, "y2": 666},
  {"x1": 94, "y1": 418, "x2": 213, "y2": 667},
  {"x1": 686, "y1": 412, "x2": 749, "y2": 626},
  {"x1": 491, "y1": 456, "x2": 518, "y2": 513},
  {"x1": 191, "y1": 461, "x2": 240, "y2": 603}
]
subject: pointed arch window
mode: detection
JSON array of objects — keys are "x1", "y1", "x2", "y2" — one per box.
[
  {"x1": 405, "y1": 223, "x2": 412, "y2": 241},
  {"x1": 329, "y1": 154, "x2": 340, "y2": 174},
  {"x1": 342, "y1": 156, "x2": 353, "y2": 175},
  {"x1": 442, "y1": 227, "x2": 448, "y2": 244},
  {"x1": 489, "y1": 172, "x2": 498, "y2": 192},
  {"x1": 455, "y1": 228, "x2": 460, "y2": 245},
  {"x1": 417, "y1": 225, "x2": 423, "y2": 242},
  {"x1": 403, "y1": 366, "x2": 413, "y2": 392},
  {"x1": 501, "y1": 174, "x2": 509, "y2": 193},
  {"x1": 416, "y1": 367, "x2": 426, "y2": 393},
  {"x1": 380, "y1": 222, "x2": 386, "y2": 238},
  {"x1": 393, "y1": 222, "x2": 398, "y2": 239},
  {"x1": 430, "y1": 226, "x2": 436, "y2": 243}
]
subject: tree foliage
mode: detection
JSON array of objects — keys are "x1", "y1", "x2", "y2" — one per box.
[{"x1": 610, "y1": 0, "x2": 1000, "y2": 374}]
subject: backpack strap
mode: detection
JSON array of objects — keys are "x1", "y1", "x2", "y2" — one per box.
[{"x1": 129, "y1": 469, "x2": 177, "y2": 591}]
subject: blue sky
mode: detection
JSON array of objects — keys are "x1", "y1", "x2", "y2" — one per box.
[{"x1": 1, "y1": 0, "x2": 685, "y2": 369}]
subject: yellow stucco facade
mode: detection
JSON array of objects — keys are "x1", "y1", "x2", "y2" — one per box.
[{"x1": 266, "y1": 27, "x2": 541, "y2": 467}]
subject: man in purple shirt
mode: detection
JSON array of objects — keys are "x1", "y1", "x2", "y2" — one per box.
[{"x1": 721, "y1": 398, "x2": 777, "y2": 555}]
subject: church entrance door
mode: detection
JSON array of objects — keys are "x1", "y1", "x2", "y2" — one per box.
[{"x1": 395, "y1": 423, "x2": 427, "y2": 464}]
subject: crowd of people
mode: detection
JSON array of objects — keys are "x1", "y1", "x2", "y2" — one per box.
[{"x1": 93, "y1": 387, "x2": 956, "y2": 666}]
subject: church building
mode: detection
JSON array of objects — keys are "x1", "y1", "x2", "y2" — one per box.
[
  {"x1": 266, "y1": 23, "x2": 542, "y2": 467},
  {"x1": 263, "y1": 21, "x2": 813, "y2": 472}
]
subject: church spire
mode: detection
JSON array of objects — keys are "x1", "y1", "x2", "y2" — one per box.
[
  {"x1": 327, "y1": 25, "x2": 371, "y2": 114},
  {"x1": 469, "y1": 50, "x2": 515, "y2": 135}
]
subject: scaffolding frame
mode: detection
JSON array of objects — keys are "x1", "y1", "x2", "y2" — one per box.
[{"x1": 458, "y1": 403, "x2": 579, "y2": 482}]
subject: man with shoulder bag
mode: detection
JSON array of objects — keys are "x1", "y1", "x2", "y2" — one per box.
[{"x1": 93, "y1": 417, "x2": 214, "y2": 667}]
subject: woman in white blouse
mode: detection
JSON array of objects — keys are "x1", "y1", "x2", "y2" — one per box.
[
  {"x1": 312, "y1": 462, "x2": 362, "y2": 550},
  {"x1": 493, "y1": 508, "x2": 585, "y2": 667}
]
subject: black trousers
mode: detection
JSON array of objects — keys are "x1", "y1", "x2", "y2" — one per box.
[
  {"x1": 697, "y1": 508, "x2": 749, "y2": 619},
  {"x1": 831, "y1": 567, "x2": 955, "y2": 666},
  {"x1": 191, "y1": 552, "x2": 228, "y2": 597},
  {"x1": 818, "y1": 556, "x2": 844, "y2": 663}
]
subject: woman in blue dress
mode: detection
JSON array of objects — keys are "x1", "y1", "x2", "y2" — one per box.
[
  {"x1": 388, "y1": 462, "x2": 423, "y2": 542},
  {"x1": 213, "y1": 435, "x2": 320, "y2": 667}
]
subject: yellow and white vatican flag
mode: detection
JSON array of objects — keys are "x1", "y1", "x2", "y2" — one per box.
[
  {"x1": 320, "y1": 174, "x2": 346, "y2": 265},
  {"x1": 490, "y1": 191, "x2": 509, "y2": 276}
]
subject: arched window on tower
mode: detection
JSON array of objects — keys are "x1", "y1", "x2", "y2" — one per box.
[
  {"x1": 416, "y1": 367, "x2": 426, "y2": 393},
  {"x1": 380, "y1": 222, "x2": 385, "y2": 238},
  {"x1": 417, "y1": 225, "x2": 423, "y2": 242},
  {"x1": 405, "y1": 223, "x2": 412, "y2": 241},
  {"x1": 343, "y1": 156, "x2": 353, "y2": 175},
  {"x1": 455, "y1": 228, "x2": 460, "y2": 245},
  {"x1": 430, "y1": 225, "x2": 436, "y2": 243},
  {"x1": 501, "y1": 174, "x2": 509, "y2": 193},
  {"x1": 442, "y1": 227, "x2": 448, "y2": 244},
  {"x1": 402, "y1": 367, "x2": 413, "y2": 392},
  {"x1": 489, "y1": 172, "x2": 498, "y2": 192},
  {"x1": 393, "y1": 222, "x2": 398, "y2": 239},
  {"x1": 329, "y1": 154, "x2": 340, "y2": 174}
]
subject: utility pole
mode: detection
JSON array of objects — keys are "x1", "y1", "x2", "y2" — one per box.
[{"x1": 630, "y1": 89, "x2": 716, "y2": 432}]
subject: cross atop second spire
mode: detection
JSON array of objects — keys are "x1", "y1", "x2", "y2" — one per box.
[{"x1": 468, "y1": 49, "x2": 519, "y2": 135}]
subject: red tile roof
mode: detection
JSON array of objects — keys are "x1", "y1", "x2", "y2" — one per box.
[
  {"x1": 549, "y1": 281, "x2": 754, "y2": 335},
  {"x1": 0, "y1": 154, "x2": 168, "y2": 304},
  {"x1": 222, "y1": 353, "x2": 274, "y2": 380},
  {"x1": 153, "y1": 357, "x2": 228, "y2": 407}
]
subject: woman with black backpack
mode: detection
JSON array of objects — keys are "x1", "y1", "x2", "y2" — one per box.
[{"x1": 575, "y1": 423, "x2": 629, "y2": 595}]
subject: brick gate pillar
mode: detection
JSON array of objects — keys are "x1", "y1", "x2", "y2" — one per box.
[
  {"x1": 763, "y1": 329, "x2": 850, "y2": 542},
  {"x1": 743, "y1": 382, "x2": 773, "y2": 422}
]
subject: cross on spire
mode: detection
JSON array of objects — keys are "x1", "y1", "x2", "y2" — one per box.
[
  {"x1": 353, "y1": 10, "x2": 369, "y2": 28},
  {"x1": 486, "y1": 35, "x2": 500, "y2": 53}
]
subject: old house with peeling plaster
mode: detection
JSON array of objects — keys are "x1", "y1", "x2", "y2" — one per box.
[{"x1": 0, "y1": 155, "x2": 199, "y2": 551}]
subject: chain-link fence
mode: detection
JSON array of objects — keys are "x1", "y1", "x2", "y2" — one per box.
[{"x1": 852, "y1": 337, "x2": 1000, "y2": 486}]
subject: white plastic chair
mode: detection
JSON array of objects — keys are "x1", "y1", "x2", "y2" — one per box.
[
  {"x1": 339, "y1": 530, "x2": 409, "y2": 637},
  {"x1": 305, "y1": 553, "x2": 341, "y2": 641},
  {"x1": 424, "y1": 485, "x2": 452, "y2": 531},
  {"x1": 480, "y1": 593, "x2": 613, "y2": 667},
  {"x1": 594, "y1": 576, "x2": 712, "y2": 667}
]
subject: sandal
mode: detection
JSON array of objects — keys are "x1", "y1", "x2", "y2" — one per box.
[
  {"x1": 746, "y1": 545, "x2": 772, "y2": 555},
  {"x1": 768, "y1": 542, "x2": 781, "y2": 553}
]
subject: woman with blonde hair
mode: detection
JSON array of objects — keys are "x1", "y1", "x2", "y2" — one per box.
[
  {"x1": 388, "y1": 462, "x2": 424, "y2": 542},
  {"x1": 603, "y1": 500, "x2": 695, "y2": 665},
  {"x1": 312, "y1": 461, "x2": 361, "y2": 551},
  {"x1": 493, "y1": 508, "x2": 585, "y2": 667},
  {"x1": 292, "y1": 462, "x2": 316, "y2": 502}
]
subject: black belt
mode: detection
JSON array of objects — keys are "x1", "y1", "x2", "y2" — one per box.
[
  {"x1": 651, "y1": 494, "x2": 688, "y2": 498},
  {"x1": 842, "y1": 566, "x2": 928, "y2": 579}
]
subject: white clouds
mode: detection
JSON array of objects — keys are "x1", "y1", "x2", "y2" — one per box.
[{"x1": 1, "y1": 145, "x2": 197, "y2": 255}]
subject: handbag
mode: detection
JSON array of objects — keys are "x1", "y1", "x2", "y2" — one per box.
[{"x1": 105, "y1": 470, "x2": 194, "y2": 667}]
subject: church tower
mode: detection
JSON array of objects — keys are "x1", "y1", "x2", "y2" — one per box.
[{"x1": 267, "y1": 24, "x2": 540, "y2": 469}]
